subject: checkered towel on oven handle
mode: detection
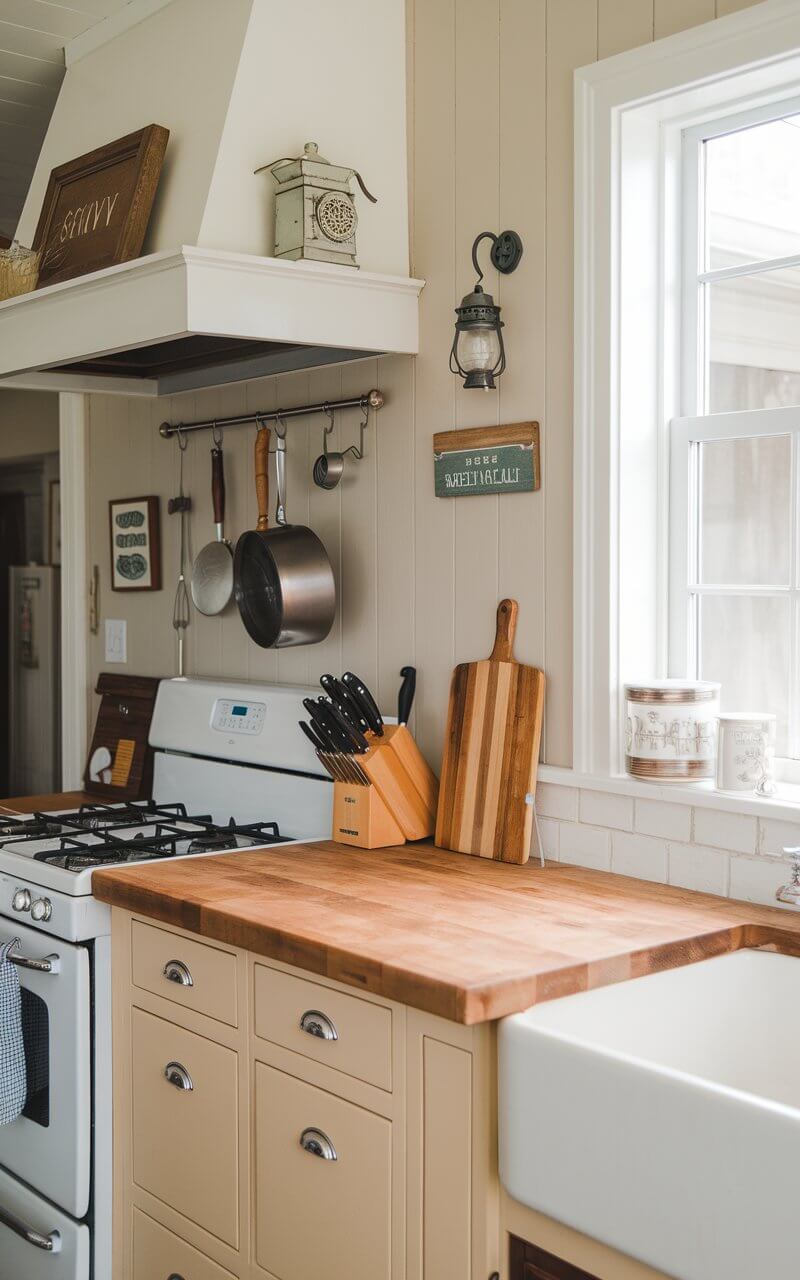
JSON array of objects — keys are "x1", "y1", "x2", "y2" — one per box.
[{"x1": 0, "y1": 938, "x2": 26, "y2": 1125}]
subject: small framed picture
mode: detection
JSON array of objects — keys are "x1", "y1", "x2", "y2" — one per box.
[
  {"x1": 109, "y1": 496, "x2": 161, "y2": 591},
  {"x1": 49, "y1": 479, "x2": 61, "y2": 565}
]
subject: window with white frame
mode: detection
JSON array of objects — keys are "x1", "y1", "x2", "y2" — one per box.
[{"x1": 670, "y1": 100, "x2": 800, "y2": 761}]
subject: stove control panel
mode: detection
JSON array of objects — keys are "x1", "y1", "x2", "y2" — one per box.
[{"x1": 211, "y1": 699, "x2": 266, "y2": 736}]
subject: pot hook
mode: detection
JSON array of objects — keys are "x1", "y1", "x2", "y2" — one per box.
[{"x1": 274, "y1": 412, "x2": 288, "y2": 526}]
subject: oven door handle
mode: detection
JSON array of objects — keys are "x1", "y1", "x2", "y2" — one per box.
[
  {"x1": 0, "y1": 1203, "x2": 61, "y2": 1252},
  {"x1": 7, "y1": 943, "x2": 60, "y2": 974}
]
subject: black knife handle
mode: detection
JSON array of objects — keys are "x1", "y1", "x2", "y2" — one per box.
[
  {"x1": 320, "y1": 674, "x2": 369, "y2": 733},
  {"x1": 397, "y1": 666, "x2": 416, "y2": 725},
  {"x1": 302, "y1": 699, "x2": 345, "y2": 754},
  {"x1": 342, "y1": 672, "x2": 384, "y2": 737},
  {"x1": 318, "y1": 697, "x2": 370, "y2": 754},
  {"x1": 299, "y1": 719, "x2": 327, "y2": 753}
]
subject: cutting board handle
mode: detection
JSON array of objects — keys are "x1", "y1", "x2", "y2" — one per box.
[{"x1": 489, "y1": 598, "x2": 518, "y2": 662}]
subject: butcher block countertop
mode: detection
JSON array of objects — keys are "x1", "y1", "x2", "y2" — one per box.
[{"x1": 92, "y1": 838, "x2": 800, "y2": 1024}]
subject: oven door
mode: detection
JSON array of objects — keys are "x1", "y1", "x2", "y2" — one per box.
[
  {"x1": 0, "y1": 916, "x2": 91, "y2": 1219},
  {"x1": 0, "y1": 1165, "x2": 89, "y2": 1280}
]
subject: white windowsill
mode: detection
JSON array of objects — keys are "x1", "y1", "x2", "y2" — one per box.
[{"x1": 538, "y1": 764, "x2": 800, "y2": 823}]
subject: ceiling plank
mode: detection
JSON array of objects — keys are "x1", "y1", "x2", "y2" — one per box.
[
  {"x1": 0, "y1": 48, "x2": 65, "y2": 87},
  {"x1": 0, "y1": 1, "x2": 98, "y2": 41},
  {"x1": 0, "y1": 23, "x2": 67, "y2": 64}
]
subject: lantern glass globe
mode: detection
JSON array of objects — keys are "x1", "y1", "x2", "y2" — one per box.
[{"x1": 457, "y1": 325, "x2": 501, "y2": 373}]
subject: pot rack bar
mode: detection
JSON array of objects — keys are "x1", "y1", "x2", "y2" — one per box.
[{"x1": 159, "y1": 388, "x2": 384, "y2": 438}]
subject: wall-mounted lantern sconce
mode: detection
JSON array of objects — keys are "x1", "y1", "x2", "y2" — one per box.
[{"x1": 449, "y1": 230, "x2": 523, "y2": 390}]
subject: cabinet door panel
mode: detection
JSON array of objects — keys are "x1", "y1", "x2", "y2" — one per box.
[
  {"x1": 131, "y1": 1008, "x2": 239, "y2": 1248},
  {"x1": 132, "y1": 1208, "x2": 238, "y2": 1280},
  {"x1": 254, "y1": 1062, "x2": 391, "y2": 1280},
  {"x1": 132, "y1": 919, "x2": 238, "y2": 1027}
]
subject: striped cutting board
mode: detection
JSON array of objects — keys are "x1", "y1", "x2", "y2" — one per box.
[{"x1": 435, "y1": 599, "x2": 545, "y2": 863}]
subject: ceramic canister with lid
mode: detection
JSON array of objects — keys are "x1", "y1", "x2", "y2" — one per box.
[{"x1": 624, "y1": 680, "x2": 720, "y2": 781}]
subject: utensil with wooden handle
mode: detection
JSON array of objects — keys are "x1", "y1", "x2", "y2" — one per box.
[{"x1": 435, "y1": 598, "x2": 544, "y2": 864}]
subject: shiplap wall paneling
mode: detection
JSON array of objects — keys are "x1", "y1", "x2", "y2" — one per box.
[
  {"x1": 497, "y1": 0, "x2": 547, "y2": 732},
  {"x1": 654, "y1": 0, "x2": 715, "y2": 38},
  {"x1": 83, "y1": 0, "x2": 766, "y2": 778},
  {"x1": 543, "y1": 0, "x2": 597, "y2": 767},
  {"x1": 452, "y1": 0, "x2": 501, "y2": 680},
  {"x1": 410, "y1": 0, "x2": 457, "y2": 765},
  {"x1": 598, "y1": 0, "x2": 654, "y2": 57}
]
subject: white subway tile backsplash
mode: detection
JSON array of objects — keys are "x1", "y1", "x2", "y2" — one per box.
[
  {"x1": 579, "y1": 789, "x2": 633, "y2": 830},
  {"x1": 634, "y1": 798, "x2": 691, "y2": 843},
  {"x1": 536, "y1": 783, "x2": 578, "y2": 821},
  {"x1": 534, "y1": 816, "x2": 560, "y2": 861},
  {"x1": 692, "y1": 808, "x2": 757, "y2": 855},
  {"x1": 668, "y1": 844, "x2": 729, "y2": 897},
  {"x1": 558, "y1": 823, "x2": 611, "y2": 871},
  {"x1": 729, "y1": 855, "x2": 786, "y2": 907},
  {"x1": 759, "y1": 817, "x2": 800, "y2": 858},
  {"x1": 611, "y1": 831, "x2": 668, "y2": 884},
  {"x1": 535, "y1": 777, "x2": 800, "y2": 907}
]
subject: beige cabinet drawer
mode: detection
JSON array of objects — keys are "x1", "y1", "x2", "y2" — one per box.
[
  {"x1": 254, "y1": 964, "x2": 392, "y2": 1091},
  {"x1": 254, "y1": 1063, "x2": 392, "y2": 1280},
  {"x1": 132, "y1": 919, "x2": 238, "y2": 1027},
  {"x1": 131, "y1": 1008, "x2": 239, "y2": 1248},
  {"x1": 132, "y1": 1207, "x2": 237, "y2": 1280}
]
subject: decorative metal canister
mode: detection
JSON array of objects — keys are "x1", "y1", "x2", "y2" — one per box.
[
  {"x1": 625, "y1": 680, "x2": 720, "y2": 781},
  {"x1": 716, "y1": 712, "x2": 776, "y2": 795},
  {"x1": 255, "y1": 141, "x2": 377, "y2": 269}
]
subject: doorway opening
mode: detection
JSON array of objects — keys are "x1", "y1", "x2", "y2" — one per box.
[{"x1": 0, "y1": 391, "x2": 61, "y2": 799}]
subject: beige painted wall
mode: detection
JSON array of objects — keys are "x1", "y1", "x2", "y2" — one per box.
[
  {"x1": 85, "y1": 0, "x2": 760, "y2": 771},
  {"x1": 0, "y1": 390, "x2": 59, "y2": 460}
]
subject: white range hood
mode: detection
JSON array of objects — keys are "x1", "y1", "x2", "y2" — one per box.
[
  {"x1": 0, "y1": 246, "x2": 422, "y2": 396},
  {"x1": 3, "y1": 0, "x2": 421, "y2": 396}
]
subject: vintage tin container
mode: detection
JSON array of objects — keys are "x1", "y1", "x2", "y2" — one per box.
[
  {"x1": 625, "y1": 680, "x2": 720, "y2": 781},
  {"x1": 716, "y1": 712, "x2": 776, "y2": 794},
  {"x1": 262, "y1": 142, "x2": 375, "y2": 269}
]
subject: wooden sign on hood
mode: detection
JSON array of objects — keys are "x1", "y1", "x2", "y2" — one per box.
[{"x1": 32, "y1": 124, "x2": 169, "y2": 287}]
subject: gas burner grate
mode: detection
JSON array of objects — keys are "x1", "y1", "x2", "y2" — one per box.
[{"x1": 21, "y1": 809, "x2": 293, "y2": 871}]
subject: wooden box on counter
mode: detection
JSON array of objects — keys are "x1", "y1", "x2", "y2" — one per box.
[{"x1": 84, "y1": 673, "x2": 162, "y2": 801}]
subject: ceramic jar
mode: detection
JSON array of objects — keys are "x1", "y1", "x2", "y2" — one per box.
[
  {"x1": 716, "y1": 713, "x2": 776, "y2": 794},
  {"x1": 624, "y1": 680, "x2": 720, "y2": 781}
]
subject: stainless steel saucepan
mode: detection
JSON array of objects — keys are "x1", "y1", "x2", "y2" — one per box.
[{"x1": 234, "y1": 422, "x2": 336, "y2": 648}]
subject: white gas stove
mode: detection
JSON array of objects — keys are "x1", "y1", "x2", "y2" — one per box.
[{"x1": 0, "y1": 678, "x2": 333, "y2": 1280}]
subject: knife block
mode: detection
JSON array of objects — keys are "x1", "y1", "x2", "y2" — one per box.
[
  {"x1": 330, "y1": 729, "x2": 438, "y2": 849},
  {"x1": 332, "y1": 781, "x2": 405, "y2": 849},
  {"x1": 382, "y1": 724, "x2": 439, "y2": 814}
]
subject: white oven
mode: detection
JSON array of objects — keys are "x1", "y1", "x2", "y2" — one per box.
[
  {"x1": 0, "y1": 915, "x2": 91, "y2": 1219},
  {"x1": 0, "y1": 1164, "x2": 89, "y2": 1280}
]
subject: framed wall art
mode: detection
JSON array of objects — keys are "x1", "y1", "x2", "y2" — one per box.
[
  {"x1": 32, "y1": 124, "x2": 169, "y2": 288},
  {"x1": 109, "y1": 496, "x2": 161, "y2": 592}
]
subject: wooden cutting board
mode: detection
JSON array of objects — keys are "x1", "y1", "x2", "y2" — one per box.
[{"x1": 435, "y1": 599, "x2": 544, "y2": 863}]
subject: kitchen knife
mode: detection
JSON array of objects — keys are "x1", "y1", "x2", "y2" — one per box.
[
  {"x1": 302, "y1": 702, "x2": 365, "y2": 784},
  {"x1": 298, "y1": 719, "x2": 345, "y2": 782},
  {"x1": 316, "y1": 697, "x2": 370, "y2": 754},
  {"x1": 342, "y1": 672, "x2": 384, "y2": 737},
  {"x1": 397, "y1": 666, "x2": 416, "y2": 725},
  {"x1": 320, "y1": 674, "x2": 370, "y2": 734}
]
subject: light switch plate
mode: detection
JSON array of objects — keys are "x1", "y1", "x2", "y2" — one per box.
[{"x1": 105, "y1": 618, "x2": 127, "y2": 663}]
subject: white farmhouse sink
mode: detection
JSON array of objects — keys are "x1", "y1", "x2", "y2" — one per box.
[{"x1": 499, "y1": 949, "x2": 800, "y2": 1280}]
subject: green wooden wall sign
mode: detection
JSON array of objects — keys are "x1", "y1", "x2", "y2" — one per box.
[{"x1": 433, "y1": 422, "x2": 540, "y2": 498}]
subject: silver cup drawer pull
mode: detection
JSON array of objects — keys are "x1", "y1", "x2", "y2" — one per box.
[
  {"x1": 0, "y1": 1202, "x2": 61, "y2": 1252},
  {"x1": 299, "y1": 1127, "x2": 338, "y2": 1161},
  {"x1": 299, "y1": 1009, "x2": 338, "y2": 1041},
  {"x1": 167, "y1": 1274, "x2": 186, "y2": 1280},
  {"x1": 164, "y1": 1061, "x2": 194, "y2": 1092},
  {"x1": 163, "y1": 959, "x2": 193, "y2": 987}
]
